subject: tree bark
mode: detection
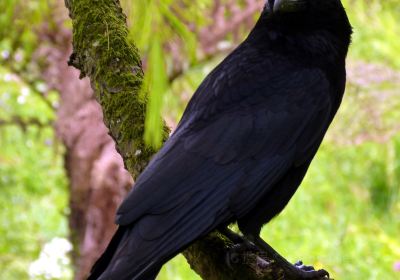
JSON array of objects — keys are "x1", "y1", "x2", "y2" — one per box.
[{"x1": 64, "y1": 0, "x2": 331, "y2": 279}]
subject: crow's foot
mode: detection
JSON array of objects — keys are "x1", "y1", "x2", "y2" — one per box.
[
  {"x1": 219, "y1": 227, "x2": 247, "y2": 244},
  {"x1": 220, "y1": 228, "x2": 329, "y2": 279},
  {"x1": 251, "y1": 236, "x2": 330, "y2": 279},
  {"x1": 219, "y1": 228, "x2": 258, "y2": 268},
  {"x1": 295, "y1": 260, "x2": 317, "y2": 272},
  {"x1": 289, "y1": 265, "x2": 329, "y2": 279}
]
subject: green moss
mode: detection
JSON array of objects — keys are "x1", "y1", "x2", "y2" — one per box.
[{"x1": 66, "y1": 0, "x2": 167, "y2": 178}]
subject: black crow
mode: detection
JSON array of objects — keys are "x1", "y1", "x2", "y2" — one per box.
[{"x1": 88, "y1": 0, "x2": 352, "y2": 279}]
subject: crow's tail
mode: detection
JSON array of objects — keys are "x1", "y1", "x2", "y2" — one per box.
[
  {"x1": 87, "y1": 226, "x2": 162, "y2": 280},
  {"x1": 87, "y1": 226, "x2": 126, "y2": 280}
]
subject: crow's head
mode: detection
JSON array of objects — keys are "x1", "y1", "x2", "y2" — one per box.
[
  {"x1": 265, "y1": 0, "x2": 347, "y2": 16},
  {"x1": 263, "y1": 0, "x2": 352, "y2": 36},
  {"x1": 257, "y1": 0, "x2": 352, "y2": 57}
]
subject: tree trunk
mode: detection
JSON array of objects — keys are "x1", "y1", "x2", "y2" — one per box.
[{"x1": 63, "y1": 0, "x2": 331, "y2": 279}]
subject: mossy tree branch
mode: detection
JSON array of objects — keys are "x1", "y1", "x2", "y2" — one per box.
[
  {"x1": 64, "y1": 1, "x2": 330, "y2": 279},
  {"x1": 65, "y1": 0, "x2": 163, "y2": 179}
]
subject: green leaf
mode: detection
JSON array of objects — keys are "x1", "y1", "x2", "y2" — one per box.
[
  {"x1": 144, "y1": 36, "x2": 168, "y2": 148},
  {"x1": 159, "y1": 3, "x2": 197, "y2": 63}
]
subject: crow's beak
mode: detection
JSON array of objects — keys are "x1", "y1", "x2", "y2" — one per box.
[
  {"x1": 267, "y1": 0, "x2": 286, "y2": 13},
  {"x1": 271, "y1": 0, "x2": 284, "y2": 13},
  {"x1": 266, "y1": 0, "x2": 275, "y2": 13}
]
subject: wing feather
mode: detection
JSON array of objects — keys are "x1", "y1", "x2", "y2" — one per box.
[{"x1": 114, "y1": 49, "x2": 334, "y2": 276}]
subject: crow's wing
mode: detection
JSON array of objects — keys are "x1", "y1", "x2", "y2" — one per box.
[
  {"x1": 112, "y1": 47, "x2": 334, "y2": 274},
  {"x1": 117, "y1": 46, "x2": 333, "y2": 224}
]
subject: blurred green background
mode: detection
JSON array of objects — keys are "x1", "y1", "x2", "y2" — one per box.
[{"x1": 0, "y1": 0, "x2": 399, "y2": 279}]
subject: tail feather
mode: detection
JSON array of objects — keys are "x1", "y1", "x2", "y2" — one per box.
[
  {"x1": 87, "y1": 185, "x2": 226, "y2": 279},
  {"x1": 87, "y1": 226, "x2": 127, "y2": 280},
  {"x1": 88, "y1": 225, "x2": 162, "y2": 280}
]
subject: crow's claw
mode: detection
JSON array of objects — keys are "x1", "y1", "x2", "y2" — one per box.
[
  {"x1": 295, "y1": 260, "x2": 316, "y2": 271},
  {"x1": 292, "y1": 260, "x2": 329, "y2": 278},
  {"x1": 292, "y1": 268, "x2": 330, "y2": 279},
  {"x1": 224, "y1": 239, "x2": 258, "y2": 268},
  {"x1": 221, "y1": 228, "x2": 330, "y2": 278}
]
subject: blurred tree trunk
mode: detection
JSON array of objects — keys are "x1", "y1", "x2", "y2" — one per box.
[{"x1": 36, "y1": 4, "x2": 132, "y2": 280}]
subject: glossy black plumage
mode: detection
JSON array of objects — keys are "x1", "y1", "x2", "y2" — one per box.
[{"x1": 89, "y1": 1, "x2": 352, "y2": 279}]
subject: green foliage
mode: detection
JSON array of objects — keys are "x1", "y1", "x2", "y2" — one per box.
[
  {"x1": 0, "y1": 67, "x2": 69, "y2": 279},
  {"x1": 0, "y1": 0, "x2": 49, "y2": 68},
  {"x1": 0, "y1": 127, "x2": 69, "y2": 279},
  {"x1": 0, "y1": 0, "x2": 400, "y2": 279},
  {"x1": 0, "y1": 1, "x2": 70, "y2": 278},
  {"x1": 143, "y1": 37, "x2": 168, "y2": 148},
  {"x1": 343, "y1": 0, "x2": 400, "y2": 69},
  {"x1": 121, "y1": 0, "x2": 199, "y2": 147}
]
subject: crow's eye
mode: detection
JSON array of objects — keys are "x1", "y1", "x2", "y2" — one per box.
[{"x1": 270, "y1": 0, "x2": 307, "y2": 13}]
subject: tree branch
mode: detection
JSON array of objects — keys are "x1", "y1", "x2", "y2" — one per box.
[
  {"x1": 0, "y1": 116, "x2": 52, "y2": 130},
  {"x1": 1, "y1": 64, "x2": 56, "y2": 112}
]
